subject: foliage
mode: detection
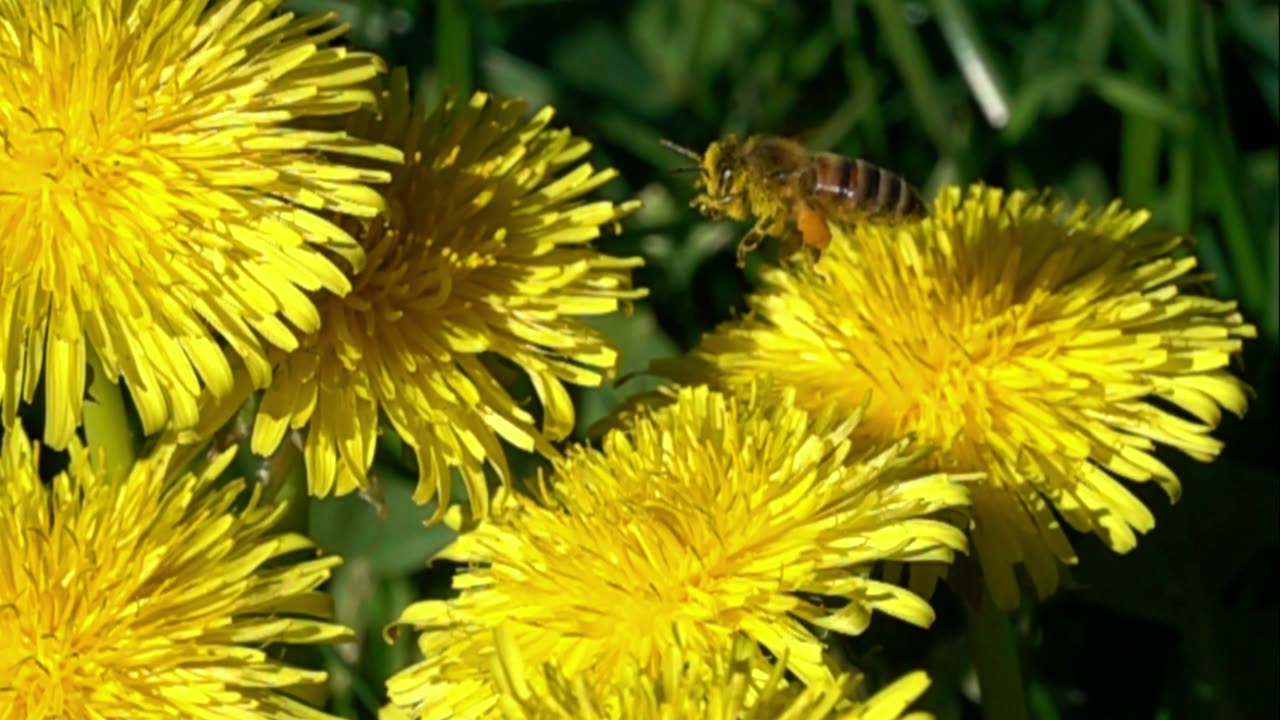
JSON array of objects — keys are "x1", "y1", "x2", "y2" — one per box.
[
  {"x1": 38, "y1": 1, "x2": 1273, "y2": 718},
  {"x1": 285, "y1": 2, "x2": 1278, "y2": 718}
]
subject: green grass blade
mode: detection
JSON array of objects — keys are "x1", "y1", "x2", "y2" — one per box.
[
  {"x1": 865, "y1": 0, "x2": 955, "y2": 152},
  {"x1": 1114, "y1": 0, "x2": 1171, "y2": 65},
  {"x1": 1090, "y1": 73, "x2": 1193, "y2": 134},
  {"x1": 436, "y1": 0, "x2": 473, "y2": 99},
  {"x1": 931, "y1": 0, "x2": 1010, "y2": 128}
]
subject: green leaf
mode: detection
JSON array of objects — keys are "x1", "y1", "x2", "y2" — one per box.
[
  {"x1": 1001, "y1": 68, "x2": 1083, "y2": 144},
  {"x1": 1089, "y1": 73, "x2": 1193, "y2": 134},
  {"x1": 574, "y1": 305, "x2": 680, "y2": 437},
  {"x1": 1073, "y1": 460, "x2": 1277, "y2": 719},
  {"x1": 480, "y1": 48, "x2": 558, "y2": 111},
  {"x1": 310, "y1": 470, "x2": 457, "y2": 577},
  {"x1": 1075, "y1": 460, "x2": 1277, "y2": 624},
  {"x1": 550, "y1": 21, "x2": 671, "y2": 116}
]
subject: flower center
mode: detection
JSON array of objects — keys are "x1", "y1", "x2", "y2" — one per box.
[{"x1": 858, "y1": 288, "x2": 1054, "y2": 471}]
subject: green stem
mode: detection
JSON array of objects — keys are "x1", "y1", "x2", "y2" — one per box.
[
  {"x1": 83, "y1": 346, "x2": 135, "y2": 483},
  {"x1": 964, "y1": 585, "x2": 1030, "y2": 720},
  {"x1": 260, "y1": 431, "x2": 311, "y2": 535}
]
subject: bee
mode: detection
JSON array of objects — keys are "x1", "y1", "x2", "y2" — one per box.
[{"x1": 661, "y1": 134, "x2": 927, "y2": 267}]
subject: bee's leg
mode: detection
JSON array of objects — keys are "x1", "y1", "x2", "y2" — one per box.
[
  {"x1": 778, "y1": 230, "x2": 803, "y2": 259},
  {"x1": 778, "y1": 230, "x2": 823, "y2": 265},
  {"x1": 736, "y1": 227, "x2": 766, "y2": 267},
  {"x1": 803, "y1": 242, "x2": 824, "y2": 264}
]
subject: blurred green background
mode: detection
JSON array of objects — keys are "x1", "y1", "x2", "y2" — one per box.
[{"x1": 284, "y1": 1, "x2": 1278, "y2": 718}]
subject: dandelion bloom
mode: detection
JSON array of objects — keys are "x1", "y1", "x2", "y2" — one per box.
[
  {"x1": 386, "y1": 385, "x2": 970, "y2": 718},
  {"x1": 251, "y1": 70, "x2": 644, "y2": 515},
  {"x1": 0, "y1": 425, "x2": 351, "y2": 719},
  {"x1": 0, "y1": 0, "x2": 401, "y2": 449},
  {"x1": 491, "y1": 629, "x2": 935, "y2": 720},
  {"x1": 664, "y1": 185, "x2": 1256, "y2": 607}
]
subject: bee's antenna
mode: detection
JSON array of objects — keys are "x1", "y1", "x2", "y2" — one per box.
[
  {"x1": 667, "y1": 166, "x2": 702, "y2": 175},
  {"x1": 659, "y1": 138, "x2": 703, "y2": 163}
]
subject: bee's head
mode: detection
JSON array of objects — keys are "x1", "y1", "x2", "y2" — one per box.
[
  {"x1": 700, "y1": 134, "x2": 742, "y2": 197},
  {"x1": 659, "y1": 135, "x2": 748, "y2": 220}
]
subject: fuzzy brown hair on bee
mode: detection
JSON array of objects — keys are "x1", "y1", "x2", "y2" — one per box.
[{"x1": 661, "y1": 134, "x2": 927, "y2": 267}]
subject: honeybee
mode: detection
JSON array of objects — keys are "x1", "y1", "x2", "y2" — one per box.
[{"x1": 661, "y1": 134, "x2": 927, "y2": 266}]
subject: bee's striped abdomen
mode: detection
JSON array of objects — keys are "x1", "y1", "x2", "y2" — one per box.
[{"x1": 811, "y1": 153, "x2": 926, "y2": 221}]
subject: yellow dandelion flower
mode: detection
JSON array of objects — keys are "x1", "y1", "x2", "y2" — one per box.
[
  {"x1": 250, "y1": 69, "x2": 644, "y2": 515},
  {"x1": 386, "y1": 384, "x2": 970, "y2": 719},
  {"x1": 663, "y1": 185, "x2": 1256, "y2": 608},
  {"x1": 492, "y1": 628, "x2": 935, "y2": 720},
  {"x1": 0, "y1": 424, "x2": 352, "y2": 719},
  {"x1": 0, "y1": 0, "x2": 401, "y2": 449}
]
